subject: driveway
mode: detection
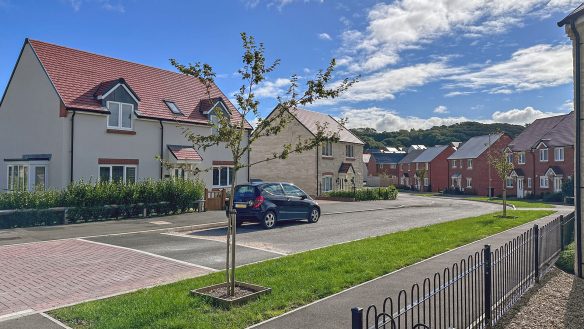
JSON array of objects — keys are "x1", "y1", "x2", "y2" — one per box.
[{"x1": 0, "y1": 195, "x2": 502, "y2": 323}]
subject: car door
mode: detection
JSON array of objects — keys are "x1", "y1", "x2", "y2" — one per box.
[
  {"x1": 261, "y1": 184, "x2": 289, "y2": 219},
  {"x1": 281, "y1": 183, "x2": 312, "y2": 219}
]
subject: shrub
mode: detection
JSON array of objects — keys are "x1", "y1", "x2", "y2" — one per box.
[
  {"x1": 542, "y1": 192, "x2": 563, "y2": 203},
  {"x1": 0, "y1": 179, "x2": 205, "y2": 227},
  {"x1": 327, "y1": 186, "x2": 398, "y2": 201},
  {"x1": 556, "y1": 242, "x2": 575, "y2": 274}
]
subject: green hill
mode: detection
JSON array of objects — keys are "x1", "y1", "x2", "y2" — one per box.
[{"x1": 352, "y1": 122, "x2": 526, "y2": 150}]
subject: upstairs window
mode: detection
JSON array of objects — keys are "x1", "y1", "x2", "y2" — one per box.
[
  {"x1": 518, "y1": 152, "x2": 526, "y2": 164},
  {"x1": 467, "y1": 159, "x2": 473, "y2": 169},
  {"x1": 107, "y1": 101, "x2": 133, "y2": 130},
  {"x1": 506, "y1": 153, "x2": 513, "y2": 164},
  {"x1": 345, "y1": 144, "x2": 354, "y2": 158},
  {"x1": 322, "y1": 142, "x2": 333, "y2": 157},
  {"x1": 554, "y1": 147, "x2": 564, "y2": 161},
  {"x1": 539, "y1": 148, "x2": 548, "y2": 162},
  {"x1": 451, "y1": 160, "x2": 457, "y2": 168},
  {"x1": 164, "y1": 101, "x2": 183, "y2": 115}
]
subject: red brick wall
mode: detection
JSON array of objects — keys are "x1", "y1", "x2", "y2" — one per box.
[
  {"x1": 428, "y1": 146, "x2": 456, "y2": 192},
  {"x1": 366, "y1": 156, "x2": 377, "y2": 176}
]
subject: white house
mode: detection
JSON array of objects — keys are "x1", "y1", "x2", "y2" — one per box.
[{"x1": 0, "y1": 39, "x2": 251, "y2": 192}]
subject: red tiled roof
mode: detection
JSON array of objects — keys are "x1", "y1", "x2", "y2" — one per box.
[
  {"x1": 28, "y1": 40, "x2": 251, "y2": 129},
  {"x1": 167, "y1": 145, "x2": 203, "y2": 162}
]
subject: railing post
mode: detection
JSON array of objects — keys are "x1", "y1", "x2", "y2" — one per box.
[
  {"x1": 484, "y1": 244, "x2": 492, "y2": 329},
  {"x1": 560, "y1": 215, "x2": 565, "y2": 251},
  {"x1": 534, "y1": 224, "x2": 540, "y2": 283},
  {"x1": 351, "y1": 307, "x2": 363, "y2": 329}
]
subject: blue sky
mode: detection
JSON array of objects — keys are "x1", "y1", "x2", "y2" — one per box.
[{"x1": 0, "y1": 0, "x2": 580, "y2": 131}]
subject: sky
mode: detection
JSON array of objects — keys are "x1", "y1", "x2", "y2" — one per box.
[{"x1": 0, "y1": 0, "x2": 581, "y2": 132}]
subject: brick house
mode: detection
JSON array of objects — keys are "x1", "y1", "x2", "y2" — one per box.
[
  {"x1": 447, "y1": 133, "x2": 513, "y2": 196},
  {"x1": 397, "y1": 149, "x2": 425, "y2": 189},
  {"x1": 507, "y1": 112, "x2": 575, "y2": 198},
  {"x1": 367, "y1": 152, "x2": 406, "y2": 185},
  {"x1": 250, "y1": 107, "x2": 364, "y2": 196},
  {"x1": 411, "y1": 144, "x2": 456, "y2": 192}
]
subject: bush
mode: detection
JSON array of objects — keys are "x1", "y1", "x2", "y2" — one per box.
[
  {"x1": 542, "y1": 192, "x2": 563, "y2": 203},
  {"x1": 327, "y1": 186, "x2": 398, "y2": 201},
  {"x1": 0, "y1": 179, "x2": 205, "y2": 227},
  {"x1": 556, "y1": 242, "x2": 575, "y2": 274}
]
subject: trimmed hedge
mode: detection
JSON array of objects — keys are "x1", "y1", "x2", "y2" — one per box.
[
  {"x1": 327, "y1": 186, "x2": 398, "y2": 201},
  {"x1": 0, "y1": 179, "x2": 205, "y2": 228},
  {"x1": 556, "y1": 242, "x2": 575, "y2": 274}
]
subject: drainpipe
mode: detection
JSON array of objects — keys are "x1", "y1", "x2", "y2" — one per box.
[
  {"x1": 316, "y1": 146, "x2": 320, "y2": 196},
  {"x1": 70, "y1": 111, "x2": 76, "y2": 183},
  {"x1": 247, "y1": 130, "x2": 251, "y2": 183},
  {"x1": 570, "y1": 21, "x2": 583, "y2": 278},
  {"x1": 159, "y1": 120, "x2": 164, "y2": 179}
]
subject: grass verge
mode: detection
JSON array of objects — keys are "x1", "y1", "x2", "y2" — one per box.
[
  {"x1": 51, "y1": 210, "x2": 554, "y2": 329},
  {"x1": 467, "y1": 197, "x2": 553, "y2": 209},
  {"x1": 556, "y1": 241, "x2": 576, "y2": 274}
]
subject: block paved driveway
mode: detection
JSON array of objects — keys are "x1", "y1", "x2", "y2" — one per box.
[{"x1": 0, "y1": 195, "x2": 503, "y2": 322}]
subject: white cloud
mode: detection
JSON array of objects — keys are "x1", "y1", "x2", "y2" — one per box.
[
  {"x1": 491, "y1": 107, "x2": 568, "y2": 125},
  {"x1": 338, "y1": 0, "x2": 577, "y2": 73},
  {"x1": 446, "y1": 44, "x2": 573, "y2": 93},
  {"x1": 102, "y1": 1, "x2": 124, "y2": 12},
  {"x1": 338, "y1": 106, "x2": 568, "y2": 132},
  {"x1": 65, "y1": 0, "x2": 124, "y2": 12},
  {"x1": 251, "y1": 78, "x2": 291, "y2": 98},
  {"x1": 318, "y1": 33, "x2": 332, "y2": 41},
  {"x1": 444, "y1": 91, "x2": 474, "y2": 97},
  {"x1": 434, "y1": 105, "x2": 448, "y2": 114}
]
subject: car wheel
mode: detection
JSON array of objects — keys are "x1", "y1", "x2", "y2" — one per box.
[
  {"x1": 308, "y1": 207, "x2": 320, "y2": 223},
  {"x1": 262, "y1": 211, "x2": 277, "y2": 229}
]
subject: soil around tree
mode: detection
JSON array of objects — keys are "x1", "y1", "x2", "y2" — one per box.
[{"x1": 206, "y1": 285, "x2": 259, "y2": 300}]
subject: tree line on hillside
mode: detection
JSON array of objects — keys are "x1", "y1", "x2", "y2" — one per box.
[{"x1": 351, "y1": 121, "x2": 526, "y2": 150}]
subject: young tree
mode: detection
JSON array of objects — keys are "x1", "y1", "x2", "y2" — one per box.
[
  {"x1": 170, "y1": 33, "x2": 356, "y2": 296},
  {"x1": 415, "y1": 168, "x2": 427, "y2": 192},
  {"x1": 489, "y1": 151, "x2": 515, "y2": 217}
]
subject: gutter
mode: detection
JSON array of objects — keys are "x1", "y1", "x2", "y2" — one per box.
[
  {"x1": 159, "y1": 120, "x2": 164, "y2": 179},
  {"x1": 570, "y1": 21, "x2": 583, "y2": 278},
  {"x1": 70, "y1": 111, "x2": 76, "y2": 183}
]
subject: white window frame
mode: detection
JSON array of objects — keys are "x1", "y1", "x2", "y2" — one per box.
[
  {"x1": 467, "y1": 159, "x2": 473, "y2": 169},
  {"x1": 539, "y1": 176, "x2": 549, "y2": 188},
  {"x1": 171, "y1": 168, "x2": 186, "y2": 180},
  {"x1": 106, "y1": 101, "x2": 134, "y2": 130},
  {"x1": 554, "y1": 147, "x2": 564, "y2": 162},
  {"x1": 518, "y1": 152, "x2": 526, "y2": 164},
  {"x1": 554, "y1": 177, "x2": 563, "y2": 192},
  {"x1": 390, "y1": 164, "x2": 397, "y2": 169},
  {"x1": 6, "y1": 162, "x2": 48, "y2": 192},
  {"x1": 527, "y1": 177, "x2": 532, "y2": 188},
  {"x1": 322, "y1": 175, "x2": 333, "y2": 192},
  {"x1": 539, "y1": 148, "x2": 548, "y2": 162},
  {"x1": 452, "y1": 160, "x2": 457, "y2": 168},
  {"x1": 416, "y1": 163, "x2": 419, "y2": 170},
  {"x1": 345, "y1": 144, "x2": 354, "y2": 158},
  {"x1": 99, "y1": 165, "x2": 137, "y2": 184},
  {"x1": 506, "y1": 153, "x2": 513, "y2": 164},
  {"x1": 423, "y1": 177, "x2": 429, "y2": 186},
  {"x1": 212, "y1": 166, "x2": 234, "y2": 188},
  {"x1": 506, "y1": 177, "x2": 514, "y2": 188},
  {"x1": 466, "y1": 177, "x2": 472, "y2": 188},
  {"x1": 322, "y1": 142, "x2": 333, "y2": 157}
]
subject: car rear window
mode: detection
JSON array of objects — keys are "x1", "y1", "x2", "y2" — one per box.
[{"x1": 234, "y1": 185, "x2": 257, "y2": 198}]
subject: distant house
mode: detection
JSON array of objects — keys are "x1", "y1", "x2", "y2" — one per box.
[
  {"x1": 398, "y1": 149, "x2": 426, "y2": 189},
  {"x1": 0, "y1": 39, "x2": 251, "y2": 192},
  {"x1": 367, "y1": 152, "x2": 406, "y2": 186},
  {"x1": 507, "y1": 112, "x2": 575, "y2": 198},
  {"x1": 411, "y1": 144, "x2": 456, "y2": 192},
  {"x1": 447, "y1": 133, "x2": 512, "y2": 196},
  {"x1": 250, "y1": 107, "x2": 364, "y2": 196},
  {"x1": 362, "y1": 153, "x2": 371, "y2": 180}
]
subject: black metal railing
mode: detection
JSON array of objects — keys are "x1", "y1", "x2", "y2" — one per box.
[{"x1": 352, "y1": 212, "x2": 575, "y2": 329}]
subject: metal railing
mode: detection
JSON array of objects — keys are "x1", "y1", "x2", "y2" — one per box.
[{"x1": 351, "y1": 212, "x2": 575, "y2": 329}]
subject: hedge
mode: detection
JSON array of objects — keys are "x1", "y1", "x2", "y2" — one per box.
[
  {"x1": 0, "y1": 179, "x2": 205, "y2": 228},
  {"x1": 327, "y1": 186, "x2": 398, "y2": 201}
]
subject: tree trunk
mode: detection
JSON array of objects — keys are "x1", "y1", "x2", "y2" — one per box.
[
  {"x1": 503, "y1": 189, "x2": 507, "y2": 217},
  {"x1": 227, "y1": 168, "x2": 238, "y2": 296}
]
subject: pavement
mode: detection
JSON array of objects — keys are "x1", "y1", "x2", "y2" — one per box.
[
  {"x1": 250, "y1": 209, "x2": 573, "y2": 329},
  {"x1": 0, "y1": 194, "x2": 569, "y2": 328}
]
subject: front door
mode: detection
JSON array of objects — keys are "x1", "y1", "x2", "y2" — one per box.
[{"x1": 517, "y1": 177, "x2": 524, "y2": 199}]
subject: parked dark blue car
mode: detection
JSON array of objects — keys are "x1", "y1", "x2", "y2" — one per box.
[{"x1": 228, "y1": 182, "x2": 320, "y2": 229}]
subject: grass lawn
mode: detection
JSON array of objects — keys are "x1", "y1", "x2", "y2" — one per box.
[
  {"x1": 51, "y1": 210, "x2": 554, "y2": 329},
  {"x1": 467, "y1": 196, "x2": 554, "y2": 209}
]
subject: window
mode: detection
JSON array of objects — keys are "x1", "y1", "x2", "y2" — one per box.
[
  {"x1": 390, "y1": 164, "x2": 397, "y2": 169},
  {"x1": 171, "y1": 168, "x2": 186, "y2": 180},
  {"x1": 212, "y1": 166, "x2": 233, "y2": 187},
  {"x1": 424, "y1": 177, "x2": 429, "y2": 186},
  {"x1": 99, "y1": 165, "x2": 136, "y2": 184},
  {"x1": 466, "y1": 177, "x2": 472, "y2": 188},
  {"x1": 507, "y1": 153, "x2": 513, "y2": 164},
  {"x1": 539, "y1": 148, "x2": 548, "y2": 162},
  {"x1": 7, "y1": 165, "x2": 28, "y2": 191},
  {"x1": 452, "y1": 160, "x2": 457, "y2": 168},
  {"x1": 416, "y1": 163, "x2": 419, "y2": 170},
  {"x1": 527, "y1": 177, "x2": 532, "y2": 188},
  {"x1": 467, "y1": 159, "x2": 472, "y2": 169},
  {"x1": 554, "y1": 177, "x2": 563, "y2": 192},
  {"x1": 345, "y1": 144, "x2": 354, "y2": 158},
  {"x1": 506, "y1": 177, "x2": 514, "y2": 188},
  {"x1": 322, "y1": 176, "x2": 333, "y2": 192},
  {"x1": 425, "y1": 163, "x2": 429, "y2": 170},
  {"x1": 539, "y1": 176, "x2": 549, "y2": 188},
  {"x1": 554, "y1": 147, "x2": 564, "y2": 161},
  {"x1": 518, "y1": 152, "x2": 526, "y2": 164},
  {"x1": 34, "y1": 166, "x2": 46, "y2": 190},
  {"x1": 107, "y1": 101, "x2": 133, "y2": 130},
  {"x1": 322, "y1": 142, "x2": 333, "y2": 157},
  {"x1": 7, "y1": 164, "x2": 47, "y2": 191},
  {"x1": 262, "y1": 183, "x2": 284, "y2": 196},
  {"x1": 164, "y1": 101, "x2": 183, "y2": 115},
  {"x1": 282, "y1": 184, "x2": 306, "y2": 197},
  {"x1": 400, "y1": 164, "x2": 403, "y2": 170}
]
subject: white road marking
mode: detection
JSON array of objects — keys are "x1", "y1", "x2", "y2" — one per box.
[
  {"x1": 40, "y1": 312, "x2": 74, "y2": 329},
  {"x1": 0, "y1": 309, "x2": 35, "y2": 322},
  {"x1": 163, "y1": 232, "x2": 289, "y2": 256}
]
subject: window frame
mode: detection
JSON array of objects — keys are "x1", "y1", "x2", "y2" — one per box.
[
  {"x1": 451, "y1": 160, "x2": 457, "y2": 168},
  {"x1": 423, "y1": 177, "x2": 429, "y2": 186},
  {"x1": 506, "y1": 153, "x2": 513, "y2": 164},
  {"x1": 539, "y1": 176, "x2": 549, "y2": 188},
  {"x1": 539, "y1": 148, "x2": 548, "y2": 162},
  {"x1": 98, "y1": 165, "x2": 138, "y2": 184},
  {"x1": 466, "y1": 177, "x2": 472, "y2": 188},
  {"x1": 527, "y1": 177, "x2": 532, "y2": 188},
  {"x1": 506, "y1": 177, "x2": 514, "y2": 188},
  {"x1": 345, "y1": 144, "x2": 354, "y2": 158},
  {"x1": 518, "y1": 152, "x2": 526, "y2": 164},
  {"x1": 554, "y1": 177, "x2": 563, "y2": 192},
  {"x1": 7, "y1": 162, "x2": 48, "y2": 192},
  {"x1": 322, "y1": 142, "x2": 333, "y2": 157},
  {"x1": 554, "y1": 147, "x2": 565, "y2": 162},
  {"x1": 106, "y1": 101, "x2": 134, "y2": 130},
  {"x1": 322, "y1": 175, "x2": 333, "y2": 193},
  {"x1": 212, "y1": 165, "x2": 234, "y2": 188}
]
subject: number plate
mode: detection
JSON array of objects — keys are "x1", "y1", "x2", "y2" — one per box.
[{"x1": 235, "y1": 203, "x2": 247, "y2": 209}]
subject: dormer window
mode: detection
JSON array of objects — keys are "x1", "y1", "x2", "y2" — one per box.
[
  {"x1": 107, "y1": 101, "x2": 133, "y2": 130},
  {"x1": 164, "y1": 100, "x2": 183, "y2": 115}
]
